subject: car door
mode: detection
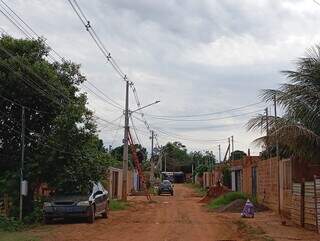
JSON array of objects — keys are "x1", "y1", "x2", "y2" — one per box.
[
  {"x1": 92, "y1": 183, "x2": 102, "y2": 213},
  {"x1": 97, "y1": 182, "x2": 107, "y2": 211}
]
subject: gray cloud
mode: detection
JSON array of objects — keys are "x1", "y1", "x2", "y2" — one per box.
[{"x1": 1, "y1": 0, "x2": 320, "y2": 156}]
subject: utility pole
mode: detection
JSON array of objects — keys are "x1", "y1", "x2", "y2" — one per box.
[
  {"x1": 228, "y1": 137, "x2": 231, "y2": 160},
  {"x1": 274, "y1": 95, "x2": 279, "y2": 159},
  {"x1": 164, "y1": 153, "x2": 167, "y2": 172},
  {"x1": 19, "y1": 107, "x2": 25, "y2": 221},
  {"x1": 265, "y1": 107, "x2": 269, "y2": 158},
  {"x1": 218, "y1": 144, "x2": 221, "y2": 163},
  {"x1": 122, "y1": 78, "x2": 129, "y2": 201},
  {"x1": 274, "y1": 94, "x2": 281, "y2": 214},
  {"x1": 150, "y1": 130, "x2": 155, "y2": 183},
  {"x1": 231, "y1": 136, "x2": 234, "y2": 159}
]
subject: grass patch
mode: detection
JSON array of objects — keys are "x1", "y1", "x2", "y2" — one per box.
[
  {"x1": 207, "y1": 192, "x2": 247, "y2": 209},
  {"x1": 109, "y1": 199, "x2": 129, "y2": 211},
  {"x1": 233, "y1": 219, "x2": 274, "y2": 241},
  {"x1": 185, "y1": 183, "x2": 207, "y2": 196},
  {"x1": 0, "y1": 231, "x2": 40, "y2": 241}
]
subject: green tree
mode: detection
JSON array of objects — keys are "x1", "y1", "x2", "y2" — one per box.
[
  {"x1": 247, "y1": 45, "x2": 320, "y2": 160},
  {"x1": 110, "y1": 144, "x2": 147, "y2": 169},
  {"x1": 0, "y1": 36, "x2": 114, "y2": 216},
  {"x1": 229, "y1": 150, "x2": 247, "y2": 160},
  {"x1": 162, "y1": 142, "x2": 191, "y2": 171}
]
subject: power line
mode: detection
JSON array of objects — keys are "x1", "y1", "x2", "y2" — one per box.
[
  {"x1": 132, "y1": 115, "x2": 227, "y2": 143},
  {"x1": 0, "y1": 93, "x2": 51, "y2": 114},
  {"x1": 67, "y1": 0, "x2": 159, "y2": 147},
  {"x1": 144, "y1": 109, "x2": 265, "y2": 122},
  {"x1": 144, "y1": 101, "x2": 264, "y2": 118},
  {"x1": 0, "y1": 0, "x2": 123, "y2": 110},
  {"x1": 0, "y1": 59, "x2": 66, "y2": 108}
]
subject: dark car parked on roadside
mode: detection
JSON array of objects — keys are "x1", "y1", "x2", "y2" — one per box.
[
  {"x1": 43, "y1": 181, "x2": 109, "y2": 224},
  {"x1": 158, "y1": 180, "x2": 174, "y2": 196}
]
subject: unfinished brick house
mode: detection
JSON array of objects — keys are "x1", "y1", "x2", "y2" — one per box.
[{"x1": 209, "y1": 155, "x2": 320, "y2": 231}]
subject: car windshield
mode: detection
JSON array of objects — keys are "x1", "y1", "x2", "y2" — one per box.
[
  {"x1": 55, "y1": 183, "x2": 93, "y2": 196},
  {"x1": 162, "y1": 180, "x2": 171, "y2": 185}
]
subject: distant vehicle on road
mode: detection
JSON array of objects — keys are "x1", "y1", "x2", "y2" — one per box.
[
  {"x1": 158, "y1": 180, "x2": 174, "y2": 196},
  {"x1": 161, "y1": 171, "x2": 186, "y2": 183},
  {"x1": 43, "y1": 181, "x2": 109, "y2": 224}
]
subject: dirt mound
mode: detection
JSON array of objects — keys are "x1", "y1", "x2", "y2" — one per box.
[
  {"x1": 199, "y1": 185, "x2": 229, "y2": 203},
  {"x1": 216, "y1": 199, "x2": 269, "y2": 213}
]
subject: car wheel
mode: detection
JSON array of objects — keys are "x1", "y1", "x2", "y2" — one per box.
[
  {"x1": 88, "y1": 205, "x2": 95, "y2": 224},
  {"x1": 171, "y1": 191, "x2": 174, "y2": 196},
  {"x1": 102, "y1": 202, "x2": 108, "y2": 219},
  {"x1": 158, "y1": 191, "x2": 161, "y2": 196}
]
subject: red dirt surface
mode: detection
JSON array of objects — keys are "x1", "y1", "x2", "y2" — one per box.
[
  {"x1": 199, "y1": 185, "x2": 229, "y2": 203},
  {"x1": 30, "y1": 184, "x2": 320, "y2": 241},
  {"x1": 33, "y1": 184, "x2": 243, "y2": 241}
]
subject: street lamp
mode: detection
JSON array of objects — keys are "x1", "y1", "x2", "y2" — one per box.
[{"x1": 130, "y1": 100, "x2": 160, "y2": 114}]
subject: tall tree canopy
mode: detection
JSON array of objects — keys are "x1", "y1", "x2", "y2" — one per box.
[
  {"x1": 0, "y1": 36, "x2": 115, "y2": 210},
  {"x1": 247, "y1": 45, "x2": 320, "y2": 160}
]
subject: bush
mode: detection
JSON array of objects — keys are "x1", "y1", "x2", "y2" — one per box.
[
  {"x1": 0, "y1": 216, "x2": 24, "y2": 232},
  {"x1": 23, "y1": 200, "x2": 43, "y2": 225},
  {"x1": 109, "y1": 200, "x2": 129, "y2": 211},
  {"x1": 208, "y1": 192, "x2": 247, "y2": 209}
]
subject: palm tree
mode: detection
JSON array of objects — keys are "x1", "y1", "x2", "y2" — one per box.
[{"x1": 247, "y1": 45, "x2": 320, "y2": 160}]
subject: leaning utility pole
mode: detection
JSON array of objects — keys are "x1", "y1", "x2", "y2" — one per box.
[
  {"x1": 228, "y1": 137, "x2": 231, "y2": 159},
  {"x1": 19, "y1": 107, "x2": 25, "y2": 221},
  {"x1": 122, "y1": 78, "x2": 129, "y2": 201},
  {"x1": 150, "y1": 130, "x2": 155, "y2": 183}
]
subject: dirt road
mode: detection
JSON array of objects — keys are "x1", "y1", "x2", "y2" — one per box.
[{"x1": 35, "y1": 184, "x2": 242, "y2": 241}]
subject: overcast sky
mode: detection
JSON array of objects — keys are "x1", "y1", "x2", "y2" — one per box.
[{"x1": 1, "y1": 0, "x2": 320, "y2": 158}]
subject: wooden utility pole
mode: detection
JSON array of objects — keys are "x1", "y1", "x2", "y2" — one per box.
[
  {"x1": 122, "y1": 78, "x2": 129, "y2": 201},
  {"x1": 150, "y1": 130, "x2": 155, "y2": 183},
  {"x1": 218, "y1": 144, "x2": 221, "y2": 163},
  {"x1": 19, "y1": 106, "x2": 25, "y2": 221}
]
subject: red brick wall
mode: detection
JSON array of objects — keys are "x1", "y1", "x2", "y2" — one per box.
[{"x1": 257, "y1": 157, "x2": 279, "y2": 211}]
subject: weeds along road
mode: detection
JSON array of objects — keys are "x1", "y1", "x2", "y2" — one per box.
[{"x1": 35, "y1": 184, "x2": 242, "y2": 241}]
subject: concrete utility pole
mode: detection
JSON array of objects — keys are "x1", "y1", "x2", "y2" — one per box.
[
  {"x1": 150, "y1": 130, "x2": 155, "y2": 183},
  {"x1": 164, "y1": 153, "x2": 167, "y2": 172},
  {"x1": 274, "y1": 94, "x2": 281, "y2": 214},
  {"x1": 228, "y1": 137, "x2": 231, "y2": 159},
  {"x1": 231, "y1": 136, "x2": 234, "y2": 155},
  {"x1": 218, "y1": 144, "x2": 221, "y2": 163},
  {"x1": 265, "y1": 107, "x2": 270, "y2": 158},
  {"x1": 19, "y1": 106, "x2": 25, "y2": 221},
  {"x1": 274, "y1": 95, "x2": 279, "y2": 159},
  {"x1": 122, "y1": 78, "x2": 129, "y2": 201}
]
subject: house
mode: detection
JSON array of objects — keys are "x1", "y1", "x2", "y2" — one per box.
[{"x1": 106, "y1": 167, "x2": 140, "y2": 199}]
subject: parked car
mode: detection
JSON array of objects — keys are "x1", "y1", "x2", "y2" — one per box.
[
  {"x1": 158, "y1": 180, "x2": 174, "y2": 196},
  {"x1": 43, "y1": 181, "x2": 109, "y2": 224}
]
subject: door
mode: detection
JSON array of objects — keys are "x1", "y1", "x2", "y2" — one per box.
[
  {"x1": 235, "y1": 170, "x2": 242, "y2": 192},
  {"x1": 112, "y1": 171, "x2": 119, "y2": 199},
  {"x1": 252, "y1": 166, "x2": 257, "y2": 197}
]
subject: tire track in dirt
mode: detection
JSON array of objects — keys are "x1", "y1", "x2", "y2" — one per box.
[{"x1": 34, "y1": 184, "x2": 243, "y2": 241}]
